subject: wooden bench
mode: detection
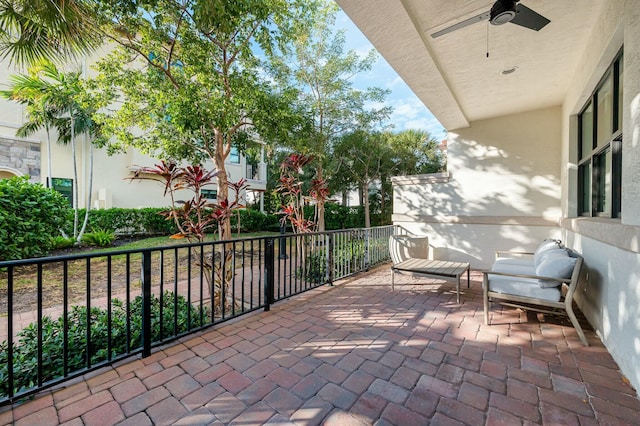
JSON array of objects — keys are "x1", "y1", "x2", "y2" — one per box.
[{"x1": 482, "y1": 241, "x2": 588, "y2": 346}]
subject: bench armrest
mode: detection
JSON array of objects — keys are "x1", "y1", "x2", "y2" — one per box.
[{"x1": 481, "y1": 269, "x2": 571, "y2": 285}]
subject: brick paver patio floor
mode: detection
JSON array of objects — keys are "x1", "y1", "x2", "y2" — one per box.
[{"x1": 2, "y1": 265, "x2": 639, "y2": 425}]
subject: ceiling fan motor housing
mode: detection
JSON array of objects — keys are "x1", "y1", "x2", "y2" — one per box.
[{"x1": 490, "y1": 0, "x2": 517, "y2": 25}]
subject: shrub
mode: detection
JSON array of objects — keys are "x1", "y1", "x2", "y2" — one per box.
[
  {"x1": 0, "y1": 291, "x2": 205, "y2": 397},
  {"x1": 229, "y1": 209, "x2": 280, "y2": 233},
  {"x1": 81, "y1": 229, "x2": 116, "y2": 247},
  {"x1": 50, "y1": 236, "x2": 75, "y2": 250},
  {"x1": 0, "y1": 176, "x2": 70, "y2": 261},
  {"x1": 62, "y1": 207, "x2": 178, "y2": 237}
]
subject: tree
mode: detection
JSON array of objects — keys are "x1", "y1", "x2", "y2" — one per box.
[
  {"x1": 333, "y1": 130, "x2": 391, "y2": 228},
  {"x1": 389, "y1": 129, "x2": 445, "y2": 176},
  {"x1": 90, "y1": 0, "x2": 317, "y2": 241},
  {"x1": 0, "y1": 0, "x2": 99, "y2": 65},
  {"x1": 1, "y1": 59, "x2": 105, "y2": 243},
  {"x1": 269, "y1": 2, "x2": 391, "y2": 231}
]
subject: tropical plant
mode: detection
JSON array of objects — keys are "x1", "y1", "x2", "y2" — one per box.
[
  {"x1": 0, "y1": 291, "x2": 204, "y2": 398},
  {"x1": 268, "y1": 2, "x2": 391, "y2": 231},
  {"x1": 129, "y1": 161, "x2": 244, "y2": 315},
  {"x1": 0, "y1": 0, "x2": 99, "y2": 65},
  {"x1": 276, "y1": 153, "x2": 328, "y2": 234},
  {"x1": 1, "y1": 59, "x2": 107, "y2": 244},
  {"x1": 81, "y1": 228, "x2": 116, "y2": 247}
]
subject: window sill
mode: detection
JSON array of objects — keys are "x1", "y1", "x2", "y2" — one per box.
[{"x1": 561, "y1": 217, "x2": 640, "y2": 254}]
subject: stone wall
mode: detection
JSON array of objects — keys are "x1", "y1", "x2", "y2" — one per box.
[{"x1": 0, "y1": 137, "x2": 40, "y2": 181}]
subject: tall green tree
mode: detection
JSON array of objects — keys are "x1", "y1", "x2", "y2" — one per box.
[
  {"x1": 1, "y1": 59, "x2": 105, "y2": 243},
  {"x1": 333, "y1": 130, "x2": 391, "y2": 228},
  {"x1": 269, "y1": 2, "x2": 391, "y2": 231},
  {"x1": 0, "y1": 0, "x2": 99, "y2": 65},
  {"x1": 90, "y1": 0, "x2": 317, "y2": 240}
]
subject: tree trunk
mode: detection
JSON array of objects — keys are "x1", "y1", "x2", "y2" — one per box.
[
  {"x1": 363, "y1": 176, "x2": 370, "y2": 228},
  {"x1": 70, "y1": 114, "x2": 79, "y2": 243},
  {"x1": 45, "y1": 125, "x2": 52, "y2": 188},
  {"x1": 214, "y1": 133, "x2": 231, "y2": 240},
  {"x1": 315, "y1": 164, "x2": 325, "y2": 232},
  {"x1": 78, "y1": 135, "x2": 93, "y2": 241}
]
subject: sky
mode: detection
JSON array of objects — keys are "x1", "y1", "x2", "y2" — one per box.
[{"x1": 334, "y1": 11, "x2": 447, "y2": 140}]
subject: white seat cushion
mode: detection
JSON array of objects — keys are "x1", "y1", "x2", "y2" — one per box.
[{"x1": 487, "y1": 275, "x2": 562, "y2": 302}]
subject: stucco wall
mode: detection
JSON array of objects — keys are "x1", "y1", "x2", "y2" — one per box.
[
  {"x1": 559, "y1": 0, "x2": 640, "y2": 392},
  {"x1": 393, "y1": 106, "x2": 563, "y2": 268}
]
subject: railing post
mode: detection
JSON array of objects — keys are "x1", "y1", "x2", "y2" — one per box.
[
  {"x1": 141, "y1": 250, "x2": 152, "y2": 357},
  {"x1": 364, "y1": 228, "x2": 371, "y2": 270},
  {"x1": 264, "y1": 238, "x2": 275, "y2": 311},
  {"x1": 279, "y1": 225, "x2": 288, "y2": 259},
  {"x1": 327, "y1": 233, "x2": 334, "y2": 286}
]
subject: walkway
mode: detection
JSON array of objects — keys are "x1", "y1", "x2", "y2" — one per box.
[{"x1": 2, "y1": 266, "x2": 639, "y2": 425}]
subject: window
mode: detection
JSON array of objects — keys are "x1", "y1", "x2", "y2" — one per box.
[
  {"x1": 578, "y1": 50, "x2": 623, "y2": 218},
  {"x1": 229, "y1": 147, "x2": 240, "y2": 164},
  {"x1": 201, "y1": 189, "x2": 217, "y2": 200},
  {"x1": 50, "y1": 177, "x2": 73, "y2": 207}
]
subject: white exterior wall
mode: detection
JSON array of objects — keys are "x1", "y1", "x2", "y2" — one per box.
[
  {"x1": 559, "y1": 0, "x2": 640, "y2": 392},
  {"x1": 393, "y1": 106, "x2": 563, "y2": 268},
  {"x1": 393, "y1": 0, "x2": 640, "y2": 392}
]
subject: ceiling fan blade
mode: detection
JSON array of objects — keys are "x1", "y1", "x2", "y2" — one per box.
[
  {"x1": 509, "y1": 4, "x2": 550, "y2": 31},
  {"x1": 431, "y1": 10, "x2": 490, "y2": 38}
]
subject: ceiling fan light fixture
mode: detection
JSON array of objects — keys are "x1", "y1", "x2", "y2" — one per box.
[{"x1": 490, "y1": 0, "x2": 517, "y2": 25}]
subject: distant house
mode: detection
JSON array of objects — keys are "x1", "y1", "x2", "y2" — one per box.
[{"x1": 0, "y1": 57, "x2": 267, "y2": 211}]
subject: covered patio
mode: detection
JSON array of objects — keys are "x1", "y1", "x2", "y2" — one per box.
[{"x1": 3, "y1": 267, "x2": 638, "y2": 425}]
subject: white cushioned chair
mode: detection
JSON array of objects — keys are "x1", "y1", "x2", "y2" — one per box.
[{"x1": 483, "y1": 240, "x2": 588, "y2": 346}]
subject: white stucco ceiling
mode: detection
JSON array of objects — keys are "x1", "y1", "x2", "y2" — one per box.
[{"x1": 336, "y1": 0, "x2": 604, "y2": 130}]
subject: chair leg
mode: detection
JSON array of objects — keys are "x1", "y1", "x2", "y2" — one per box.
[
  {"x1": 391, "y1": 269, "x2": 395, "y2": 291},
  {"x1": 482, "y1": 274, "x2": 490, "y2": 325},
  {"x1": 566, "y1": 301, "x2": 589, "y2": 346}
]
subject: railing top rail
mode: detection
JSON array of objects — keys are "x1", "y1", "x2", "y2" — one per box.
[{"x1": 0, "y1": 224, "x2": 396, "y2": 267}]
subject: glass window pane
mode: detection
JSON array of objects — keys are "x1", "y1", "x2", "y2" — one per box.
[
  {"x1": 201, "y1": 189, "x2": 217, "y2": 200},
  {"x1": 51, "y1": 177, "x2": 73, "y2": 207},
  {"x1": 596, "y1": 72, "x2": 613, "y2": 147},
  {"x1": 595, "y1": 148, "x2": 612, "y2": 215},
  {"x1": 579, "y1": 163, "x2": 591, "y2": 215},
  {"x1": 580, "y1": 103, "x2": 593, "y2": 159},
  {"x1": 229, "y1": 147, "x2": 240, "y2": 164},
  {"x1": 617, "y1": 57, "x2": 623, "y2": 131}
]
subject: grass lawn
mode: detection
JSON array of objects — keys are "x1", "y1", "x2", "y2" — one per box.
[{"x1": 1, "y1": 231, "x2": 282, "y2": 314}]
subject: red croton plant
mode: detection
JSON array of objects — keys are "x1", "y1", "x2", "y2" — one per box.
[
  {"x1": 129, "y1": 161, "x2": 246, "y2": 315},
  {"x1": 276, "y1": 153, "x2": 329, "y2": 234}
]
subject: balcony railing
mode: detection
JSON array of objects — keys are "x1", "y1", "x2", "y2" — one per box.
[{"x1": 0, "y1": 225, "x2": 395, "y2": 405}]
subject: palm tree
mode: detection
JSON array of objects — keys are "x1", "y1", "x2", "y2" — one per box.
[
  {"x1": 2, "y1": 59, "x2": 102, "y2": 243},
  {"x1": 0, "y1": 0, "x2": 99, "y2": 65}
]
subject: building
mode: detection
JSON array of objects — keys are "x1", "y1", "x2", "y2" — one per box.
[
  {"x1": 0, "y1": 56, "x2": 267, "y2": 210},
  {"x1": 337, "y1": 0, "x2": 640, "y2": 392}
]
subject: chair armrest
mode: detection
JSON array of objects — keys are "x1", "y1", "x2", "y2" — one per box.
[
  {"x1": 481, "y1": 269, "x2": 571, "y2": 285},
  {"x1": 494, "y1": 250, "x2": 534, "y2": 259}
]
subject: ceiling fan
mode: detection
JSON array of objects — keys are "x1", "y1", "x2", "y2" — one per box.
[{"x1": 431, "y1": 0, "x2": 550, "y2": 39}]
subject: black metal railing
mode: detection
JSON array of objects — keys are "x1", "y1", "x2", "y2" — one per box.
[{"x1": 0, "y1": 225, "x2": 394, "y2": 405}]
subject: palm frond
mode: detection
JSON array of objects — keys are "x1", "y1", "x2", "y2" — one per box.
[{"x1": 0, "y1": 0, "x2": 100, "y2": 66}]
